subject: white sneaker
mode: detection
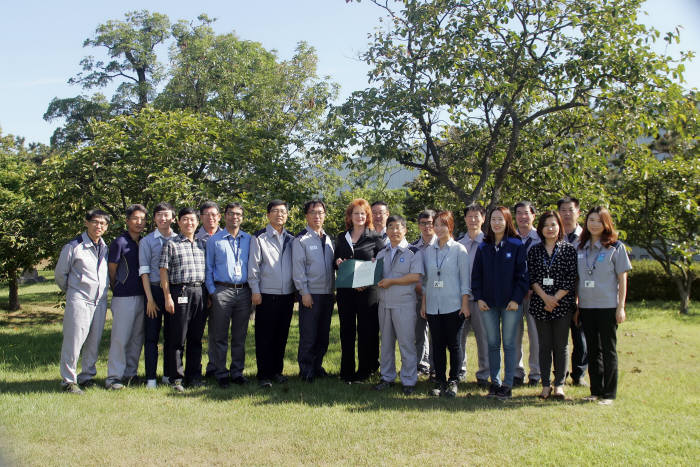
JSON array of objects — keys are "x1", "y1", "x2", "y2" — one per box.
[
  {"x1": 146, "y1": 379, "x2": 157, "y2": 389},
  {"x1": 161, "y1": 376, "x2": 170, "y2": 384},
  {"x1": 598, "y1": 398, "x2": 614, "y2": 406}
]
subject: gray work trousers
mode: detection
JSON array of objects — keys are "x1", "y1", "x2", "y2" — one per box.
[
  {"x1": 515, "y1": 296, "x2": 541, "y2": 381},
  {"x1": 106, "y1": 295, "x2": 145, "y2": 385},
  {"x1": 415, "y1": 301, "x2": 433, "y2": 371},
  {"x1": 379, "y1": 305, "x2": 418, "y2": 386},
  {"x1": 60, "y1": 297, "x2": 107, "y2": 385},
  {"x1": 209, "y1": 286, "x2": 252, "y2": 380},
  {"x1": 458, "y1": 300, "x2": 490, "y2": 381}
]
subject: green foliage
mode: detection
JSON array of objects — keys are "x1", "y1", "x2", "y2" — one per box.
[
  {"x1": 609, "y1": 90, "x2": 699, "y2": 313},
  {"x1": 332, "y1": 0, "x2": 686, "y2": 211},
  {"x1": 627, "y1": 261, "x2": 700, "y2": 302}
]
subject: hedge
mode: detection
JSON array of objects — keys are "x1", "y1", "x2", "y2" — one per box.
[{"x1": 627, "y1": 260, "x2": 699, "y2": 302}]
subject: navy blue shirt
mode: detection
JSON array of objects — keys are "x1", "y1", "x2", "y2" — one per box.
[
  {"x1": 471, "y1": 236, "x2": 529, "y2": 308},
  {"x1": 108, "y1": 231, "x2": 144, "y2": 297}
]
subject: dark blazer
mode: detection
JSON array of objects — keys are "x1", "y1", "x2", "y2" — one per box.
[{"x1": 333, "y1": 228, "x2": 385, "y2": 265}]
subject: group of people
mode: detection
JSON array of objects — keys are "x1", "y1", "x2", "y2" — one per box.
[{"x1": 55, "y1": 196, "x2": 630, "y2": 405}]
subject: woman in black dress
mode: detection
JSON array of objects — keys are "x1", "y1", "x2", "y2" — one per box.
[
  {"x1": 334, "y1": 199, "x2": 385, "y2": 383},
  {"x1": 527, "y1": 210, "x2": 578, "y2": 399}
]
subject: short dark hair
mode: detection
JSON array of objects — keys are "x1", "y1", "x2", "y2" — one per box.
[
  {"x1": 85, "y1": 209, "x2": 110, "y2": 223},
  {"x1": 557, "y1": 196, "x2": 580, "y2": 210},
  {"x1": 178, "y1": 207, "x2": 198, "y2": 220},
  {"x1": 303, "y1": 199, "x2": 326, "y2": 214},
  {"x1": 514, "y1": 201, "x2": 536, "y2": 215},
  {"x1": 153, "y1": 202, "x2": 175, "y2": 217},
  {"x1": 463, "y1": 203, "x2": 485, "y2": 217},
  {"x1": 125, "y1": 204, "x2": 147, "y2": 218},
  {"x1": 417, "y1": 209, "x2": 436, "y2": 222},
  {"x1": 224, "y1": 203, "x2": 244, "y2": 215},
  {"x1": 267, "y1": 200, "x2": 288, "y2": 213},
  {"x1": 536, "y1": 210, "x2": 564, "y2": 243},
  {"x1": 371, "y1": 201, "x2": 388, "y2": 209},
  {"x1": 199, "y1": 201, "x2": 219, "y2": 215},
  {"x1": 386, "y1": 214, "x2": 406, "y2": 228}
]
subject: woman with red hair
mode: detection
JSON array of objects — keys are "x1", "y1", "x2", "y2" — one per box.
[
  {"x1": 575, "y1": 206, "x2": 631, "y2": 406},
  {"x1": 334, "y1": 199, "x2": 386, "y2": 383}
]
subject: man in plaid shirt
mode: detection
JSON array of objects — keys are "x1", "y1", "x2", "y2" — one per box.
[{"x1": 159, "y1": 207, "x2": 207, "y2": 392}]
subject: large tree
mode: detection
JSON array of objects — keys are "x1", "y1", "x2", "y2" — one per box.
[
  {"x1": 609, "y1": 91, "x2": 699, "y2": 314},
  {"x1": 333, "y1": 0, "x2": 686, "y2": 208},
  {"x1": 0, "y1": 132, "x2": 45, "y2": 310}
]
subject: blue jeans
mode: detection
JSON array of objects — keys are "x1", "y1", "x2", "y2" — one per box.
[{"x1": 481, "y1": 305, "x2": 523, "y2": 387}]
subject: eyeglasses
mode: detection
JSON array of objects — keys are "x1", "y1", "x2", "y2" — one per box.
[
  {"x1": 226, "y1": 211, "x2": 243, "y2": 217},
  {"x1": 269, "y1": 209, "x2": 288, "y2": 215},
  {"x1": 419, "y1": 221, "x2": 433, "y2": 227},
  {"x1": 88, "y1": 220, "x2": 108, "y2": 227},
  {"x1": 308, "y1": 210, "x2": 325, "y2": 217}
]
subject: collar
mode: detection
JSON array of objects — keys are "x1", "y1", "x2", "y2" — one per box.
[
  {"x1": 154, "y1": 229, "x2": 175, "y2": 240},
  {"x1": 222, "y1": 228, "x2": 247, "y2": 239},
  {"x1": 518, "y1": 228, "x2": 538, "y2": 240},
  {"x1": 267, "y1": 224, "x2": 286, "y2": 238},
  {"x1": 464, "y1": 231, "x2": 484, "y2": 244},
  {"x1": 305, "y1": 224, "x2": 326, "y2": 239},
  {"x1": 81, "y1": 231, "x2": 105, "y2": 248},
  {"x1": 388, "y1": 238, "x2": 410, "y2": 251},
  {"x1": 432, "y1": 238, "x2": 455, "y2": 250},
  {"x1": 416, "y1": 235, "x2": 437, "y2": 247}
]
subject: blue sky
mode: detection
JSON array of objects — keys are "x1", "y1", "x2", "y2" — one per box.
[{"x1": 1, "y1": 0, "x2": 698, "y2": 145}]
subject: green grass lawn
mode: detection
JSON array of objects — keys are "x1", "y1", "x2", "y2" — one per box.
[{"x1": 1, "y1": 275, "x2": 698, "y2": 465}]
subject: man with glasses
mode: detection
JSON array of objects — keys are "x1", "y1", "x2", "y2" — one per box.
[
  {"x1": 205, "y1": 203, "x2": 253, "y2": 388},
  {"x1": 249, "y1": 200, "x2": 295, "y2": 388},
  {"x1": 292, "y1": 200, "x2": 335, "y2": 382},
  {"x1": 105, "y1": 204, "x2": 147, "y2": 390},
  {"x1": 457, "y1": 203, "x2": 491, "y2": 388},
  {"x1": 371, "y1": 201, "x2": 391, "y2": 244},
  {"x1": 56, "y1": 209, "x2": 111, "y2": 394},
  {"x1": 411, "y1": 210, "x2": 437, "y2": 377},
  {"x1": 195, "y1": 201, "x2": 221, "y2": 380},
  {"x1": 557, "y1": 196, "x2": 588, "y2": 387}
]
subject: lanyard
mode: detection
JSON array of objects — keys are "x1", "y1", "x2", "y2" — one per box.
[
  {"x1": 584, "y1": 247, "x2": 596, "y2": 275},
  {"x1": 435, "y1": 247, "x2": 448, "y2": 276},
  {"x1": 543, "y1": 244, "x2": 559, "y2": 272},
  {"x1": 229, "y1": 235, "x2": 241, "y2": 265}
]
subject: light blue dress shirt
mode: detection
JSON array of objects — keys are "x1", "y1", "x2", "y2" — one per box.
[
  {"x1": 423, "y1": 238, "x2": 471, "y2": 315},
  {"x1": 205, "y1": 228, "x2": 251, "y2": 294}
]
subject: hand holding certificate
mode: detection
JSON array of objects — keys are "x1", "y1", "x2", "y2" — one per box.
[{"x1": 336, "y1": 258, "x2": 384, "y2": 288}]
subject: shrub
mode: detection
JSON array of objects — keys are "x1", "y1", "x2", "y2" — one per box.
[{"x1": 627, "y1": 260, "x2": 699, "y2": 302}]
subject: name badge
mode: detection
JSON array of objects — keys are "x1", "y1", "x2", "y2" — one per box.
[
  {"x1": 578, "y1": 253, "x2": 584, "y2": 259},
  {"x1": 597, "y1": 253, "x2": 606, "y2": 262},
  {"x1": 433, "y1": 280, "x2": 444, "y2": 288},
  {"x1": 505, "y1": 252, "x2": 512, "y2": 259},
  {"x1": 543, "y1": 278, "x2": 554, "y2": 286},
  {"x1": 233, "y1": 264, "x2": 242, "y2": 276},
  {"x1": 584, "y1": 280, "x2": 595, "y2": 288},
  {"x1": 178, "y1": 296, "x2": 189, "y2": 304},
  {"x1": 309, "y1": 245, "x2": 319, "y2": 251}
]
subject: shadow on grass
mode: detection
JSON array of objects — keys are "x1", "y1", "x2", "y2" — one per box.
[
  {"x1": 0, "y1": 378, "x2": 64, "y2": 395},
  {"x1": 0, "y1": 308, "x2": 64, "y2": 326}
]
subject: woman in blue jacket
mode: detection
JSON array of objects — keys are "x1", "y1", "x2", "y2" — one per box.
[{"x1": 471, "y1": 206, "x2": 529, "y2": 400}]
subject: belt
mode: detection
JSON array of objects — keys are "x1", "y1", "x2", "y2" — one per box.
[
  {"x1": 173, "y1": 282, "x2": 203, "y2": 288},
  {"x1": 215, "y1": 281, "x2": 249, "y2": 289}
]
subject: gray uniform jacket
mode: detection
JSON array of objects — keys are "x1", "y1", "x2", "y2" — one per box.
[
  {"x1": 249, "y1": 224, "x2": 295, "y2": 295},
  {"x1": 292, "y1": 226, "x2": 334, "y2": 296},
  {"x1": 55, "y1": 232, "x2": 109, "y2": 304},
  {"x1": 376, "y1": 240, "x2": 424, "y2": 310}
]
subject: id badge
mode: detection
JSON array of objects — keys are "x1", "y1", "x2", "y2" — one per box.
[
  {"x1": 584, "y1": 280, "x2": 595, "y2": 288},
  {"x1": 433, "y1": 280, "x2": 444, "y2": 288},
  {"x1": 178, "y1": 296, "x2": 189, "y2": 304},
  {"x1": 543, "y1": 278, "x2": 554, "y2": 286},
  {"x1": 233, "y1": 264, "x2": 242, "y2": 276}
]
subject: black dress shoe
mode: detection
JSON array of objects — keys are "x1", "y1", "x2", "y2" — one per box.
[
  {"x1": 527, "y1": 378, "x2": 540, "y2": 387},
  {"x1": 232, "y1": 375, "x2": 249, "y2": 385},
  {"x1": 402, "y1": 385, "x2": 415, "y2": 395},
  {"x1": 512, "y1": 377, "x2": 525, "y2": 387},
  {"x1": 259, "y1": 379, "x2": 272, "y2": 388},
  {"x1": 301, "y1": 375, "x2": 314, "y2": 383},
  {"x1": 373, "y1": 380, "x2": 394, "y2": 391},
  {"x1": 186, "y1": 379, "x2": 206, "y2": 388},
  {"x1": 217, "y1": 377, "x2": 231, "y2": 389},
  {"x1": 476, "y1": 378, "x2": 490, "y2": 389},
  {"x1": 273, "y1": 374, "x2": 288, "y2": 384},
  {"x1": 316, "y1": 368, "x2": 329, "y2": 378}
]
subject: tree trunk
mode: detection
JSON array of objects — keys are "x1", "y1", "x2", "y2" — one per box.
[
  {"x1": 8, "y1": 268, "x2": 20, "y2": 311},
  {"x1": 674, "y1": 276, "x2": 691, "y2": 315}
]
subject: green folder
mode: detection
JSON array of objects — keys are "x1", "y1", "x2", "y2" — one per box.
[{"x1": 335, "y1": 258, "x2": 384, "y2": 288}]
